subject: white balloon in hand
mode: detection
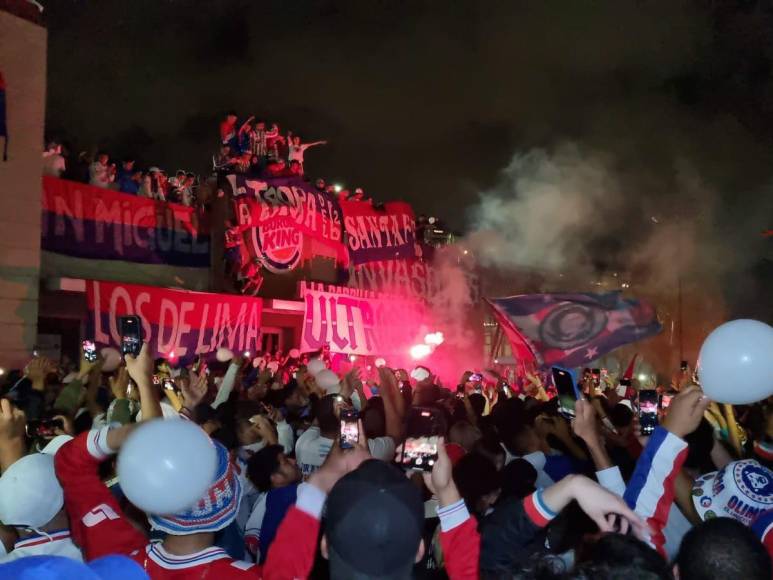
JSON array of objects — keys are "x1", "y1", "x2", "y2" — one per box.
[
  {"x1": 118, "y1": 419, "x2": 218, "y2": 514},
  {"x1": 307, "y1": 358, "x2": 326, "y2": 376},
  {"x1": 698, "y1": 319, "x2": 773, "y2": 405}
]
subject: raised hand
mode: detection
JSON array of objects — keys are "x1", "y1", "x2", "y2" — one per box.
[
  {"x1": 572, "y1": 399, "x2": 600, "y2": 445},
  {"x1": 124, "y1": 342, "x2": 153, "y2": 387},
  {"x1": 309, "y1": 420, "x2": 370, "y2": 494},
  {"x1": 421, "y1": 437, "x2": 460, "y2": 507},
  {"x1": 0, "y1": 399, "x2": 27, "y2": 470},
  {"x1": 662, "y1": 385, "x2": 711, "y2": 438},
  {"x1": 109, "y1": 366, "x2": 130, "y2": 400},
  {"x1": 181, "y1": 371, "x2": 208, "y2": 409}
]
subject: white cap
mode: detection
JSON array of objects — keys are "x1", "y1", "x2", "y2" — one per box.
[
  {"x1": 0, "y1": 454, "x2": 64, "y2": 528},
  {"x1": 692, "y1": 459, "x2": 773, "y2": 526}
]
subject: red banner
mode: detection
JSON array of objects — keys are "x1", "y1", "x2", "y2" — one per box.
[
  {"x1": 229, "y1": 175, "x2": 346, "y2": 273},
  {"x1": 42, "y1": 177, "x2": 210, "y2": 267},
  {"x1": 87, "y1": 280, "x2": 262, "y2": 360},
  {"x1": 340, "y1": 200, "x2": 416, "y2": 265}
]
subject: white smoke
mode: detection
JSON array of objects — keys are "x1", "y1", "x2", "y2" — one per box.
[{"x1": 468, "y1": 144, "x2": 624, "y2": 272}]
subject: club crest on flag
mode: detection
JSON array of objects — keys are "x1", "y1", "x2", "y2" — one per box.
[
  {"x1": 538, "y1": 303, "x2": 608, "y2": 349},
  {"x1": 488, "y1": 292, "x2": 662, "y2": 369}
]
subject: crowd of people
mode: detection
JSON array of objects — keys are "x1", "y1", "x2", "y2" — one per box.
[
  {"x1": 214, "y1": 112, "x2": 327, "y2": 179},
  {"x1": 42, "y1": 111, "x2": 373, "y2": 212},
  {"x1": 43, "y1": 142, "x2": 201, "y2": 207},
  {"x1": 0, "y1": 340, "x2": 771, "y2": 579}
]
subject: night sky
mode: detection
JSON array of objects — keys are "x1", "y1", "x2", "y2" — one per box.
[{"x1": 45, "y1": 1, "x2": 773, "y2": 243}]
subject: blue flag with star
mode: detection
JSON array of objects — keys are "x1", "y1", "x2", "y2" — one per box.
[{"x1": 487, "y1": 291, "x2": 662, "y2": 369}]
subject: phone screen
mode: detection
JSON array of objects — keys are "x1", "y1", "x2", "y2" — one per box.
[
  {"x1": 82, "y1": 340, "x2": 98, "y2": 362},
  {"x1": 26, "y1": 419, "x2": 64, "y2": 439},
  {"x1": 639, "y1": 390, "x2": 659, "y2": 435},
  {"x1": 152, "y1": 375, "x2": 161, "y2": 386},
  {"x1": 552, "y1": 367, "x2": 579, "y2": 418},
  {"x1": 119, "y1": 316, "x2": 142, "y2": 357},
  {"x1": 163, "y1": 378, "x2": 175, "y2": 391},
  {"x1": 401, "y1": 407, "x2": 443, "y2": 471},
  {"x1": 340, "y1": 408, "x2": 359, "y2": 449}
]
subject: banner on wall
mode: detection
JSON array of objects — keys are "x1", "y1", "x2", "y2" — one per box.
[
  {"x1": 42, "y1": 177, "x2": 210, "y2": 267},
  {"x1": 340, "y1": 200, "x2": 416, "y2": 265},
  {"x1": 87, "y1": 280, "x2": 263, "y2": 360},
  {"x1": 228, "y1": 175, "x2": 346, "y2": 273},
  {"x1": 300, "y1": 282, "x2": 426, "y2": 356}
]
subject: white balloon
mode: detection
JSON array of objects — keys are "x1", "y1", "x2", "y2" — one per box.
[
  {"x1": 289, "y1": 348, "x2": 301, "y2": 359},
  {"x1": 216, "y1": 347, "x2": 234, "y2": 362},
  {"x1": 698, "y1": 319, "x2": 773, "y2": 405},
  {"x1": 117, "y1": 419, "x2": 218, "y2": 514},
  {"x1": 315, "y1": 369, "x2": 340, "y2": 393},
  {"x1": 307, "y1": 358, "x2": 326, "y2": 376},
  {"x1": 100, "y1": 347, "x2": 121, "y2": 372}
]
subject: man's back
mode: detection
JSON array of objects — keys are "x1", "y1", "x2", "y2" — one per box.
[{"x1": 129, "y1": 543, "x2": 259, "y2": 579}]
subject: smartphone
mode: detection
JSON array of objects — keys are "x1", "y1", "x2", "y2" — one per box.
[
  {"x1": 152, "y1": 374, "x2": 161, "y2": 386},
  {"x1": 26, "y1": 419, "x2": 64, "y2": 438},
  {"x1": 660, "y1": 394, "x2": 673, "y2": 410},
  {"x1": 552, "y1": 367, "x2": 580, "y2": 419},
  {"x1": 162, "y1": 378, "x2": 176, "y2": 391},
  {"x1": 401, "y1": 407, "x2": 445, "y2": 471},
  {"x1": 119, "y1": 315, "x2": 142, "y2": 357},
  {"x1": 340, "y1": 408, "x2": 359, "y2": 449},
  {"x1": 82, "y1": 340, "x2": 98, "y2": 362},
  {"x1": 591, "y1": 368, "x2": 601, "y2": 390},
  {"x1": 638, "y1": 389, "x2": 659, "y2": 435}
]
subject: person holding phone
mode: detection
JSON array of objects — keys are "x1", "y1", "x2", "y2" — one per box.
[
  {"x1": 0, "y1": 400, "x2": 82, "y2": 563},
  {"x1": 295, "y1": 368, "x2": 402, "y2": 478}
]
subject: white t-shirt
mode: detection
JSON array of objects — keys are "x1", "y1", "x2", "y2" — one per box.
[
  {"x1": 295, "y1": 427, "x2": 395, "y2": 478},
  {"x1": 288, "y1": 144, "x2": 311, "y2": 163},
  {"x1": 89, "y1": 162, "x2": 112, "y2": 188},
  {"x1": 0, "y1": 530, "x2": 83, "y2": 563},
  {"x1": 42, "y1": 152, "x2": 66, "y2": 177}
]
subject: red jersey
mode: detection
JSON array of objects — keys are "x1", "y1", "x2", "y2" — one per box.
[{"x1": 55, "y1": 428, "x2": 317, "y2": 579}]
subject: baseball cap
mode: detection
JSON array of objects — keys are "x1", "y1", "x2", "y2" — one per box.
[
  {"x1": 692, "y1": 459, "x2": 773, "y2": 526},
  {"x1": 0, "y1": 453, "x2": 63, "y2": 528},
  {"x1": 0, "y1": 555, "x2": 148, "y2": 580},
  {"x1": 325, "y1": 459, "x2": 424, "y2": 577}
]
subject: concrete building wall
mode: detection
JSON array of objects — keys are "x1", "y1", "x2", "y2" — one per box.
[{"x1": 0, "y1": 9, "x2": 46, "y2": 368}]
